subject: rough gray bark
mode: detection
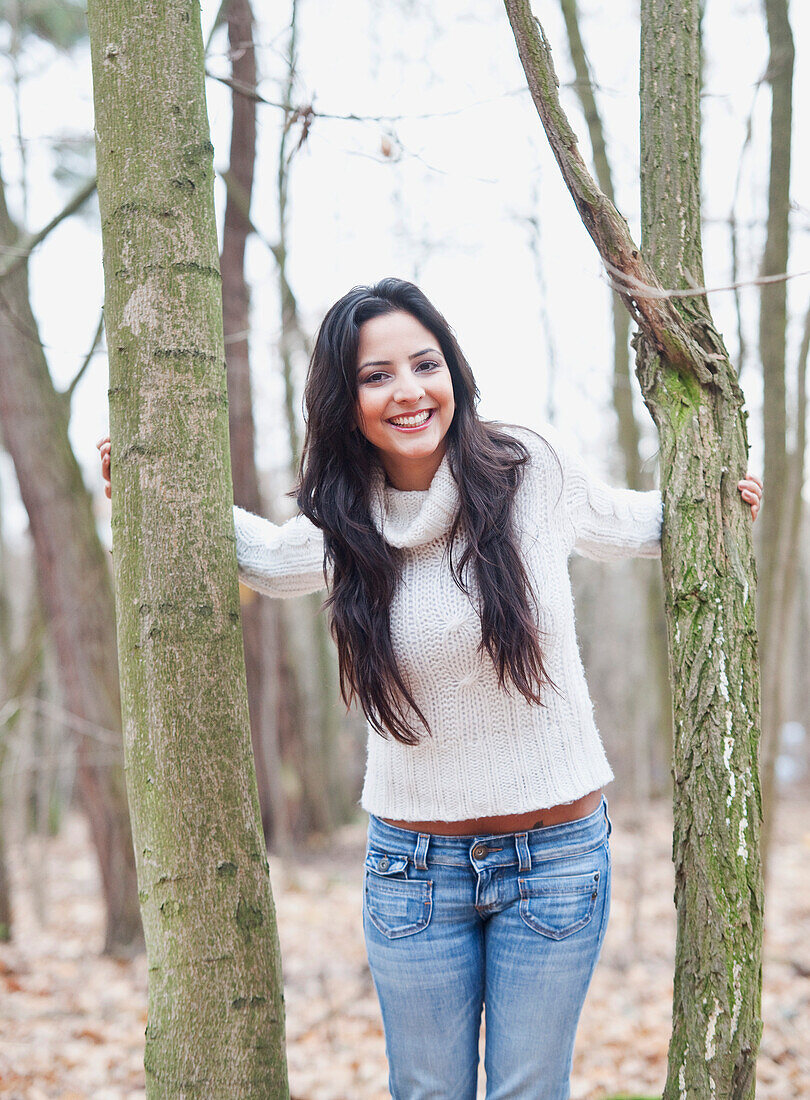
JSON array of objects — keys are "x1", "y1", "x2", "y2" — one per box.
[
  {"x1": 86, "y1": 0, "x2": 289, "y2": 1092},
  {"x1": 638, "y1": 5, "x2": 763, "y2": 1093},
  {"x1": 757, "y1": 0, "x2": 795, "y2": 867},
  {"x1": 503, "y1": 2, "x2": 763, "y2": 1095},
  {"x1": 0, "y1": 168, "x2": 142, "y2": 956}
]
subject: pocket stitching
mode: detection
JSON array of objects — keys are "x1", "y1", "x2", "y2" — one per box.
[
  {"x1": 364, "y1": 872, "x2": 434, "y2": 940},
  {"x1": 518, "y1": 870, "x2": 599, "y2": 940}
]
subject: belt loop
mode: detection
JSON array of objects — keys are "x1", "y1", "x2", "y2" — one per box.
[
  {"x1": 414, "y1": 832, "x2": 430, "y2": 871},
  {"x1": 515, "y1": 832, "x2": 531, "y2": 872},
  {"x1": 603, "y1": 797, "x2": 612, "y2": 839}
]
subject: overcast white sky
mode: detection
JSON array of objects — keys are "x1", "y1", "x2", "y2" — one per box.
[{"x1": 1, "y1": 0, "x2": 808, "y2": 537}]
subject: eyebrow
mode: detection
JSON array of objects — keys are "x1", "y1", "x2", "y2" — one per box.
[{"x1": 358, "y1": 347, "x2": 443, "y2": 370}]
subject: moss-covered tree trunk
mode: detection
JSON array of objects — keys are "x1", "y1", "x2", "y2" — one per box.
[
  {"x1": 86, "y1": 1, "x2": 290, "y2": 1093},
  {"x1": 0, "y1": 169, "x2": 141, "y2": 956},
  {"x1": 638, "y1": 3, "x2": 763, "y2": 1094},
  {"x1": 504, "y1": 1, "x2": 763, "y2": 1095}
]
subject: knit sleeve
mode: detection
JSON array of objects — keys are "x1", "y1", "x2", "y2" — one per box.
[
  {"x1": 557, "y1": 440, "x2": 663, "y2": 561},
  {"x1": 233, "y1": 505, "x2": 328, "y2": 598}
]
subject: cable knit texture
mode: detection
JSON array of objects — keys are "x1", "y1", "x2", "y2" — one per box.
[{"x1": 233, "y1": 425, "x2": 663, "y2": 820}]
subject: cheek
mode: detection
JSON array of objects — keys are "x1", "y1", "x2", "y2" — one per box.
[
  {"x1": 440, "y1": 378, "x2": 456, "y2": 418},
  {"x1": 354, "y1": 392, "x2": 377, "y2": 437}
]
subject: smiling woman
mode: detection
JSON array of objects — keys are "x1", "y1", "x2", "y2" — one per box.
[{"x1": 98, "y1": 276, "x2": 762, "y2": 1100}]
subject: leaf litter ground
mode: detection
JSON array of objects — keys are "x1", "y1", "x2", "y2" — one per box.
[{"x1": 1, "y1": 794, "x2": 808, "y2": 1099}]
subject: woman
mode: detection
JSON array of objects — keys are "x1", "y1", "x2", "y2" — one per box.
[{"x1": 99, "y1": 277, "x2": 762, "y2": 1100}]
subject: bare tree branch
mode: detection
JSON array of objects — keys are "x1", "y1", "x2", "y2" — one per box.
[
  {"x1": 0, "y1": 175, "x2": 97, "y2": 282},
  {"x1": 63, "y1": 308, "x2": 105, "y2": 405},
  {"x1": 502, "y1": 0, "x2": 716, "y2": 382}
]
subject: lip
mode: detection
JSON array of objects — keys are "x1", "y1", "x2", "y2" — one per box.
[{"x1": 386, "y1": 408, "x2": 437, "y2": 432}]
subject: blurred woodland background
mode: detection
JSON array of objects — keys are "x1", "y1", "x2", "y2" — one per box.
[{"x1": 0, "y1": 0, "x2": 808, "y2": 1096}]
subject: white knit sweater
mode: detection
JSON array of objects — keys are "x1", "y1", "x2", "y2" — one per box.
[{"x1": 233, "y1": 425, "x2": 663, "y2": 821}]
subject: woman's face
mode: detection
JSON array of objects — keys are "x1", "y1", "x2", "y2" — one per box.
[{"x1": 355, "y1": 311, "x2": 456, "y2": 491}]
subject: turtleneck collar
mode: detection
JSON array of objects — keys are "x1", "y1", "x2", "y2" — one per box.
[{"x1": 368, "y1": 452, "x2": 460, "y2": 549}]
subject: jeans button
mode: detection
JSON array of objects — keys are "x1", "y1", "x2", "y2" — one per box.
[
  {"x1": 471, "y1": 843, "x2": 489, "y2": 860},
  {"x1": 379, "y1": 857, "x2": 390, "y2": 871}
]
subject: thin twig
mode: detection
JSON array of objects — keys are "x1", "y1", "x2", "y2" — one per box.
[
  {"x1": 206, "y1": 70, "x2": 528, "y2": 122},
  {"x1": 64, "y1": 309, "x2": 105, "y2": 403},
  {"x1": 603, "y1": 258, "x2": 810, "y2": 300},
  {"x1": 0, "y1": 176, "x2": 97, "y2": 281},
  {"x1": 0, "y1": 697, "x2": 122, "y2": 747}
]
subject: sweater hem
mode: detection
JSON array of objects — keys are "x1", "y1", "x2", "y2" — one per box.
[{"x1": 360, "y1": 768, "x2": 615, "y2": 823}]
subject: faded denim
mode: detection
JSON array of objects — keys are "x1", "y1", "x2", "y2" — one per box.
[{"x1": 363, "y1": 798, "x2": 612, "y2": 1100}]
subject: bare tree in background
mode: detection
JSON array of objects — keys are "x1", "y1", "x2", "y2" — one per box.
[
  {"x1": 215, "y1": 0, "x2": 292, "y2": 850},
  {"x1": 558, "y1": 0, "x2": 671, "y2": 796},
  {"x1": 504, "y1": 1, "x2": 763, "y2": 1094},
  {"x1": 273, "y1": 0, "x2": 352, "y2": 834},
  {"x1": 0, "y1": 171, "x2": 142, "y2": 955},
  {"x1": 757, "y1": 0, "x2": 802, "y2": 867}
]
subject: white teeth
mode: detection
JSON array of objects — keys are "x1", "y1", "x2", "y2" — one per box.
[{"x1": 389, "y1": 410, "x2": 431, "y2": 427}]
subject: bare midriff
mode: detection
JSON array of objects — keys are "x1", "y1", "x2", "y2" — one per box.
[{"x1": 381, "y1": 787, "x2": 603, "y2": 836}]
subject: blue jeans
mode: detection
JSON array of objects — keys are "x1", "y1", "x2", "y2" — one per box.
[{"x1": 362, "y1": 798, "x2": 612, "y2": 1100}]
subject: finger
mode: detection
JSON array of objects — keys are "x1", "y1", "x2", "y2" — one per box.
[
  {"x1": 738, "y1": 480, "x2": 762, "y2": 498},
  {"x1": 740, "y1": 474, "x2": 763, "y2": 490}
]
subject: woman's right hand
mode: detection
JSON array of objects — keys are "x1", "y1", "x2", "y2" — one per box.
[{"x1": 96, "y1": 436, "x2": 112, "y2": 499}]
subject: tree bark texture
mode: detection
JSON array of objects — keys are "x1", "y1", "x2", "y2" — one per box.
[
  {"x1": 220, "y1": 0, "x2": 290, "y2": 849},
  {"x1": 639, "y1": 4, "x2": 763, "y2": 1094},
  {"x1": 756, "y1": 0, "x2": 795, "y2": 866},
  {"x1": 86, "y1": 1, "x2": 290, "y2": 1093},
  {"x1": 0, "y1": 171, "x2": 142, "y2": 956},
  {"x1": 503, "y1": 2, "x2": 764, "y2": 1096}
]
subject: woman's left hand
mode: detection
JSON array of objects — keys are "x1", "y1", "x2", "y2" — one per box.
[{"x1": 738, "y1": 475, "x2": 763, "y2": 522}]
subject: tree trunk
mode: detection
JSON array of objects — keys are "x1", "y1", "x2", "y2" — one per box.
[
  {"x1": 757, "y1": 0, "x2": 795, "y2": 868},
  {"x1": 220, "y1": 0, "x2": 291, "y2": 851},
  {"x1": 0, "y1": 170, "x2": 142, "y2": 956},
  {"x1": 638, "y1": 6, "x2": 763, "y2": 1090},
  {"x1": 86, "y1": 1, "x2": 290, "y2": 1092},
  {"x1": 503, "y1": 2, "x2": 764, "y2": 1095}
]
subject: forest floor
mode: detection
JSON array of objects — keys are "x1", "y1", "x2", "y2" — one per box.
[{"x1": 0, "y1": 793, "x2": 808, "y2": 1100}]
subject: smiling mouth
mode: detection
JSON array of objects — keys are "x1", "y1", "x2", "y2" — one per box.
[{"x1": 387, "y1": 409, "x2": 435, "y2": 429}]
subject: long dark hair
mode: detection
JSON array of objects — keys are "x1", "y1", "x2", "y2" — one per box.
[{"x1": 296, "y1": 278, "x2": 555, "y2": 744}]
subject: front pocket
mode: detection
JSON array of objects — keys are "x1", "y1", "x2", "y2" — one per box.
[
  {"x1": 364, "y1": 869, "x2": 433, "y2": 940},
  {"x1": 518, "y1": 870, "x2": 599, "y2": 940}
]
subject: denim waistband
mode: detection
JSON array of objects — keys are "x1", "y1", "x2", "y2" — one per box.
[{"x1": 367, "y1": 796, "x2": 611, "y2": 870}]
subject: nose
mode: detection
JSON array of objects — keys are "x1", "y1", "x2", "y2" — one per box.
[{"x1": 392, "y1": 373, "x2": 426, "y2": 404}]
